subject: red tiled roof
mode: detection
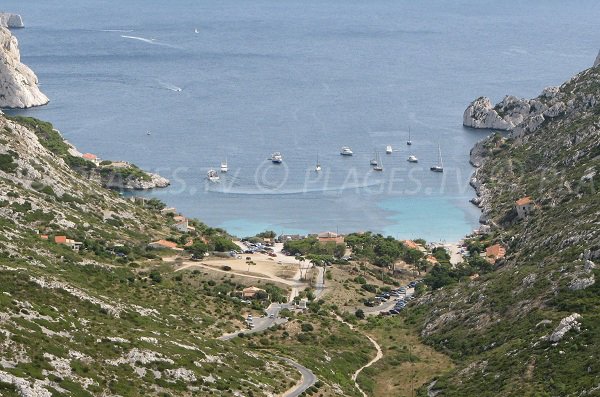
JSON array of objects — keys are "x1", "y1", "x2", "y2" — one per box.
[
  {"x1": 515, "y1": 196, "x2": 533, "y2": 206},
  {"x1": 151, "y1": 239, "x2": 178, "y2": 249},
  {"x1": 403, "y1": 240, "x2": 419, "y2": 250},
  {"x1": 486, "y1": 244, "x2": 506, "y2": 260},
  {"x1": 54, "y1": 236, "x2": 67, "y2": 244},
  {"x1": 82, "y1": 153, "x2": 97, "y2": 160}
]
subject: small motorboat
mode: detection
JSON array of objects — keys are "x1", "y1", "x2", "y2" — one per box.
[
  {"x1": 207, "y1": 169, "x2": 220, "y2": 182},
  {"x1": 386, "y1": 145, "x2": 393, "y2": 154},
  {"x1": 373, "y1": 152, "x2": 383, "y2": 171},
  {"x1": 271, "y1": 152, "x2": 283, "y2": 163},
  {"x1": 407, "y1": 155, "x2": 418, "y2": 163},
  {"x1": 220, "y1": 159, "x2": 228, "y2": 173},
  {"x1": 340, "y1": 146, "x2": 353, "y2": 156}
]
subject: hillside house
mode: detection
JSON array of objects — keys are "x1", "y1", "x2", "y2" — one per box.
[
  {"x1": 148, "y1": 240, "x2": 183, "y2": 251},
  {"x1": 515, "y1": 196, "x2": 534, "y2": 219},
  {"x1": 173, "y1": 218, "x2": 195, "y2": 233},
  {"x1": 54, "y1": 235, "x2": 83, "y2": 251},
  {"x1": 485, "y1": 244, "x2": 506, "y2": 264},
  {"x1": 81, "y1": 153, "x2": 101, "y2": 165},
  {"x1": 242, "y1": 286, "x2": 266, "y2": 299}
]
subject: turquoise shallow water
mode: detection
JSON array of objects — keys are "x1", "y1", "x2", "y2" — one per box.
[{"x1": 3, "y1": 0, "x2": 600, "y2": 240}]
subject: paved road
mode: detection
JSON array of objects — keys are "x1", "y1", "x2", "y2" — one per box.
[
  {"x1": 313, "y1": 266, "x2": 326, "y2": 300},
  {"x1": 279, "y1": 357, "x2": 317, "y2": 397},
  {"x1": 219, "y1": 303, "x2": 290, "y2": 340}
]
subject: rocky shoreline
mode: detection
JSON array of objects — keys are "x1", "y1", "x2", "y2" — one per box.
[{"x1": 464, "y1": 50, "x2": 600, "y2": 232}]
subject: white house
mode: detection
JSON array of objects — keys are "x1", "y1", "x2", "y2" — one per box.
[{"x1": 173, "y1": 218, "x2": 195, "y2": 233}]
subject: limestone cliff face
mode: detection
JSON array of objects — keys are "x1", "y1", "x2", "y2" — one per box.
[
  {"x1": 0, "y1": 26, "x2": 48, "y2": 108},
  {"x1": 0, "y1": 13, "x2": 24, "y2": 28}
]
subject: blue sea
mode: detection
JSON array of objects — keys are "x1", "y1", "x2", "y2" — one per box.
[{"x1": 4, "y1": 0, "x2": 600, "y2": 241}]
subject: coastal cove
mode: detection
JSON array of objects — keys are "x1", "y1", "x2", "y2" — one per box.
[{"x1": 4, "y1": 0, "x2": 600, "y2": 239}]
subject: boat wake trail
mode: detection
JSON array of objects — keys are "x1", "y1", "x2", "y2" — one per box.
[
  {"x1": 157, "y1": 80, "x2": 182, "y2": 92},
  {"x1": 207, "y1": 180, "x2": 385, "y2": 196},
  {"x1": 120, "y1": 35, "x2": 182, "y2": 49}
]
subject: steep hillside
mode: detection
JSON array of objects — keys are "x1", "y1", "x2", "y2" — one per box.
[
  {"x1": 410, "y1": 64, "x2": 600, "y2": 395},
  {"x1": 0, "y1": 114, "x2": 302, "y2": 396}
]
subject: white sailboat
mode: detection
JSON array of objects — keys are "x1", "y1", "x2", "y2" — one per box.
[
  {"x1": 315, "y1": 154, "x2": 321, "y2": 172},
  {"x1": 370, "y1": 150, "x2": 378, "y2": 166},
  {"x1": 207, "y1": 169, "x2": 220, "y2": 182},
  {"x1": 430, "y1": 144, "x2": 444, "y2": 172},
  {"x1": 407, "y1": 127, "x2": 412, "y2": 145},
  {"x1": 220, "y1": 159, "x2": 228, "y2": 173},
  {"x1": 373, "y1": 152, "x2": 383, "y2": 171}
]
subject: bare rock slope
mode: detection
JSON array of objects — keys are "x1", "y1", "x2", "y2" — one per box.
[{"x1": 0, "y1": 26, "x2": 48, "y2": 108}]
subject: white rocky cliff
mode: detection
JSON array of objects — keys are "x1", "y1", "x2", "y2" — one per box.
[
  {"x1": 0, "y1": 13, "x2": 24, "y2": 28},
  {"x1": 0, "y1": 26, "x2": 49, "y2": 108}
]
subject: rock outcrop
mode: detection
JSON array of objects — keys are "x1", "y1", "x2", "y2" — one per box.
[
  {"x1": 463, "y1": 94, "x2": 552, "y2": 133},
  {"x1": 548, "y1": 314, "x2": 582, "y2": 343},
  {"x1": 0, "y1": 13, "x2": 24, "y2": 29},
  {"x1": 594, "y1": 50, "x2": 600, "y2": 68},
  {"x1": 463, "y1": 97, "x2": 512, "y2": 130},
  {"x1": 96, "y1": 168, "x2": 171, "y2": 190},
  {"x1": 0, "y1": 26, "x2": 48, "y2": 108}
]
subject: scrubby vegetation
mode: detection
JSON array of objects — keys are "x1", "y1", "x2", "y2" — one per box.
[{"x1": 408, "y1": 64, "x2": 600, "y2": 396}]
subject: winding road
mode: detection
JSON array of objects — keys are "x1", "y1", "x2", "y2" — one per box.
[{"x1": 279, "y1": 357, "x2": 317, "y2": 397}]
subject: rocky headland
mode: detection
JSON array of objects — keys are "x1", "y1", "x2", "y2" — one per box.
[
  {"x1": 0, "y1": 13, "x2": 24, "y2": 29},
  {"x1": 0, "y1": 26, "x2": 48, "y2": 108}
]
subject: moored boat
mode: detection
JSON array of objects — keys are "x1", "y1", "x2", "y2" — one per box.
[
  {"x1": 340, "y1": 146, "x2": 353, "y2": 156},
  {"x1": 271, "y1": 152, "x2": 283, "y2": 163},
  {"x1": 430, "y1": 144, "x2": 444, "y2": 172},
  {"x1": 207, "y1": 169, "x2": 220, "y2": 182}
]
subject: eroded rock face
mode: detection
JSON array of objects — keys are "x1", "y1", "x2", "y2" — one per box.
[
  {"x1": 594, "y1": 50, "x2": 600, "y2": 68},
  {"x1": 0, "y1": 13, "x2": 24, "y2": 29},
  {"x1": 463, "y1": 94, "x2": 550, "y2": 133},
  {"x1": 463, "y1": 97, "x2": 512, "y2": 130},
  {"x1": 0, "y1": 26, "x2": 49, "y2": 108}
]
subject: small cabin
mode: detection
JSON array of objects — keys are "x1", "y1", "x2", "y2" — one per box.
[{"x1": 515, "y1": 196, "x2": 534, "y2": 219}]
